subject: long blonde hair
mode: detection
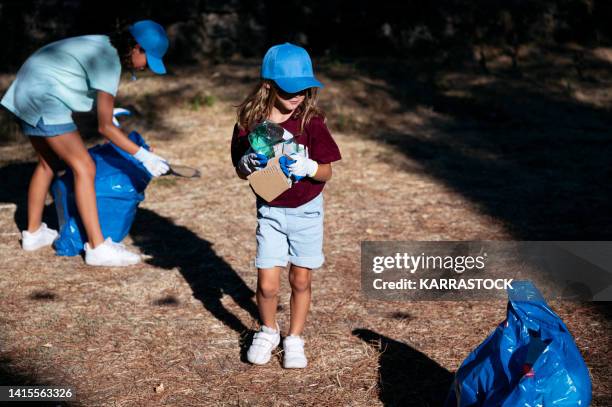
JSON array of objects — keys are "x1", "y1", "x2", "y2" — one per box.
[{"x1": 236, "y1": 80, "x2": 324, "y2": 134}]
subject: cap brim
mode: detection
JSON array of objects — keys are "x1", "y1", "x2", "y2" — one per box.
[
  {"x1": 273, "y1": 77, "x2": 323, "y2": 93},
  {"x1": 147, "y1": 54, "x2": 166, "y2": 75}
]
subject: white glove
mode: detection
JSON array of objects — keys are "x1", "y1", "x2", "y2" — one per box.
[
  {"x1": 133, "y1": 147, "x2": 169, "y2": 177},
  {"x1": 237, "y1": 152, "x2": 268, "y2": 176},
  {"x1": 112, "y1": 108, "x2": 131, "y2": 127},
  {"x1": 288, "y1": 154, "x2": 318, "y2": 178}
]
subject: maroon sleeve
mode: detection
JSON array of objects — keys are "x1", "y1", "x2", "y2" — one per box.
[
  {"x1": 231, "y1": 124, "x2": 250, "y2": 167},
  {"x1": 307, "y1": 117, "x2": 341, "y2": 164}
]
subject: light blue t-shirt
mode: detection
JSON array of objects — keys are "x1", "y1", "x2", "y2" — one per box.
[{"x1": 1, "y1": 35, "x2": 121, "y2": 126}]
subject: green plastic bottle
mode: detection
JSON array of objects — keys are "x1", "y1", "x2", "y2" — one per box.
[{"x1": 248, "y1": 121, "x2": 288, "y2": 158}]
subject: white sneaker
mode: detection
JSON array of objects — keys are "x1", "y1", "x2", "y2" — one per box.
[
  {"x1": 84, "y1": 237, "x2": 141, "y2": 267},
  {"x1": 22, "y1": 223, "x2": 58, "y2": 251},
  {"x1": 247, "y1": 324, "x2": 281, "y2": 365},
  {"x1": 283, "y1": 335, "x2": 307, "y2": 369}
]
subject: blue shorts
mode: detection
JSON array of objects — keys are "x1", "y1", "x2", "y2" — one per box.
[
  {"x1": 256, "y1": 193, "x2": 325, "y2": 270},
  {"x1": 20, "y1": 118, "x2": 77, "y2": 137}
]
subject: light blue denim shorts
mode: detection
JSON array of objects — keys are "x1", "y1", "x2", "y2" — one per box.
[
  {"x1": 256, "y1": 193, "x2": 325, "y2": 269},
  {"x1": 20, "y1": 118, "x2": 77, "y2": 137}
]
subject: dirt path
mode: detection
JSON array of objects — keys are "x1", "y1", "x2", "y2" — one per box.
[{"x1": 0, "y1": 56, "x2": 610, "y2": 406}]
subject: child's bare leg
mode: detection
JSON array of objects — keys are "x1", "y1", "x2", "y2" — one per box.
[
  {"x1": 256, "y1": 267, "x2": 282, "y2": 328},
  {"x1": 288, "y1": 264, "x2": 312, "y2": 336},
  {"x1": 27, "y1": 138, "x2": 62, "y2": 232},
  {"x1": 46, "y1": 131, "x2": 104, "y2": 247}
]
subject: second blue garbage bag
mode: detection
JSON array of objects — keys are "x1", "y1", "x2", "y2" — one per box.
[
  {"x1": 51, "y1": 131, "x2": 152, "y2": 256},
  {"x1": 446, "y1": 281, "x2": 591, "y2": 407}
]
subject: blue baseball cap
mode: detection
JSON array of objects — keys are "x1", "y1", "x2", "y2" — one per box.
[
  {"x1": 261, "y1": 43, "x2": 323, "y2": 93},
  {"x1": 129, "y1": 20, "x2": 169, "y2": 75}
]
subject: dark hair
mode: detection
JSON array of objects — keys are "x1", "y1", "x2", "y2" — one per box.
[{"x1": 108, "y1": 22, "x2": 138, "y2": 70}]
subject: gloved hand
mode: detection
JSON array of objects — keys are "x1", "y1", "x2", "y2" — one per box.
[
  {"x1": 279, "y1": 156, "x2": 295, "y2": 178},
  {"x1": 237, "y1": 152, "x2": 268, "y2": 176},
  {"x1": 133, "y1": 147, "x2": 170, "y2": 177},
  {"x1": 288, "y1": 154, "x2": 318, "y2": 179}
]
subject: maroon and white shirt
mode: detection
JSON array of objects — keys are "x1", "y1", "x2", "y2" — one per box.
[{"x1": 231, "y1": 115, "x2": 341, "y2": 208}]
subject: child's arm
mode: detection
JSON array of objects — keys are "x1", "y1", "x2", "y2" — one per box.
[
  {"x1": 311, "y1": 163, "x2": 332, "y2": 182},
  {"x1": 287, "y1": 155, "x2": 333, "y2": 182},
  {"x1": 97, "y1": 91, "x2": 169, "y2": 177},
  {"x1": 96, "y1": 91, "x2": 140, "y2": 154}
]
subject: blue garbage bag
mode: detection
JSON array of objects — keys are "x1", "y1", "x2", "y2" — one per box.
[
  {"x1": 51, "y1": 131, "x2": 152, "y2": 256},
  {"x1": 446, "y1": 281, "x2": 591, "y2": 407}
]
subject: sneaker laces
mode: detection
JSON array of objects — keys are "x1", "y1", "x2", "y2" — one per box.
[{"x1": 251, "y1": 329, "x2": 278, "y2": 350}]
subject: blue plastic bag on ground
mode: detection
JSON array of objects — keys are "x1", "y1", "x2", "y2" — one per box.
[
  {"x1": 446, "y1": 281, "x2": 591, "y2": 407},
  {"x1": 51, "y1": 131, "x2": 151, "y2": 256}
]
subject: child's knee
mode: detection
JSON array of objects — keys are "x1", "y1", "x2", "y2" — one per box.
[
  {"x1": 36, "y1": 160, "x2": 55, "y2": 177},
  {"x1": 258, "y1": 280, "x2": 280, "y2": 299},
  {"x1": 72, "y1": 156, "x2": 96, "y2": 180},
  {"x1": 289, "y1": 270, "x2": 312, "y2": 293}
]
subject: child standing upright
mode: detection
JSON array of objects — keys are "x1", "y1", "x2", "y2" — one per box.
[
  {"x1": 231, "y1": 43, "x2": 341, "y2": 368},
  {"x1": 1, "y1": 20, "x2": 170, "y2": 266}
]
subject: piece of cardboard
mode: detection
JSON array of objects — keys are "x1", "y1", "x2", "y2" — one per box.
[{"x1": 247, "y1": 156, "x2": 291, "y2": 202}]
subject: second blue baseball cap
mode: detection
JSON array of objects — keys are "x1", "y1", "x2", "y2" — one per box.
[
  {"x1": 261, "y1": 43, "x2": 323, "y2": 93},
  {"x1": 129, "y1": 20, "x2": 169, "y2": 75}
]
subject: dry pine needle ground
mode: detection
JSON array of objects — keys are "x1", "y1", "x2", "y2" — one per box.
[{"x1": 0, "y1": 47, "x2": 610, "y2": 406}]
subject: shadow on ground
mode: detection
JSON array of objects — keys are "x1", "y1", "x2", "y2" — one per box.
[
  {"x1": 130, "y1": 207, "x2": 259, "y2": 340},
  {"x1": 0, "y1": 160, "x2": 260, "y2": 357},
  {"x1": 324, "y1": 52, "x2": 612, "y2": 240},
  {"x1": 0, "y1": 162, "x2": 56, "y2": 232},
  {"x1": 0, "y1": 355, "x2": 71, "y2": 406},
  {"x1": 353, "y1": 328, "x2": 453, "y2": 406}
]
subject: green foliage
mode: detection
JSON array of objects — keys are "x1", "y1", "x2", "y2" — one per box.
[{"x1": 189, "y1": 94, "x2": 216, "y2": 111}]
